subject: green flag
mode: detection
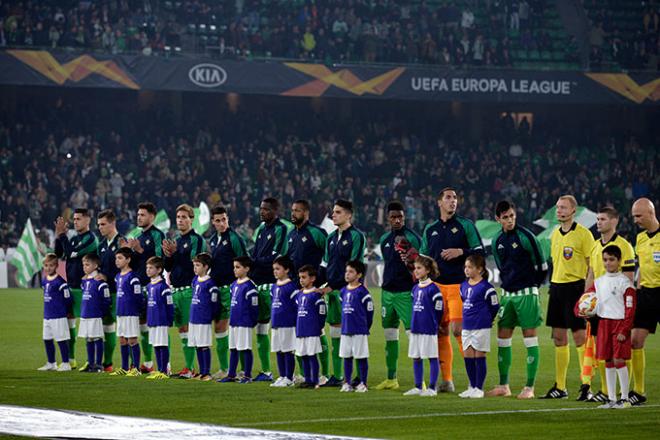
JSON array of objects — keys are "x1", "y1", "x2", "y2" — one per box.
[
  {"x1": 475, "y1": 219, "x2": 502, "y2": 247},
  {"x1": 192, "y1": 202, "x2": 210, "y2": 235},
  {"x1": 126, "y1": 209, "x2": 171, "y2": 239},
  {"x1": 9, "y1": 219, "x2": 42, "y2": 287}
]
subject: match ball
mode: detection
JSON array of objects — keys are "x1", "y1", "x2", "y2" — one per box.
[{"x1": 577, "y1": 292, "x2": 598, "y2": 318}]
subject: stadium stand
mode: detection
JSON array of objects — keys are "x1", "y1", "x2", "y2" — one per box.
[
  {"x1": 0, "y1": 0, "x2": 580, "y2": 68},
  {"x1": 0, "y1": 93, "x2": 656, "y2": 249},
  {"x1": 584, "y1": 0, "x2": 660, "y2": 71}
]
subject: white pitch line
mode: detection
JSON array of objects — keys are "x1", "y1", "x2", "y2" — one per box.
[
  {"x1": 237, "y1": 404, "x2": 660, "y2": 427},
  {"x1": 0, "y1": 405, "x2": 379, "y2": 440}
]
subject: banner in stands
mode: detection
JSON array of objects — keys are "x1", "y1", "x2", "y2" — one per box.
[{"x1": 1, "y1": 50, "x2": 659, "y2": 104}]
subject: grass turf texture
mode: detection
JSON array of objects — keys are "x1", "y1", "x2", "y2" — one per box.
[{"x1": 0, "y1": 288, "x2": 658, "y2": 440}]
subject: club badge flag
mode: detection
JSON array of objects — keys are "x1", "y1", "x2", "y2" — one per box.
[{"x1": 9, "y1": 219, "x2": 42, "y2": 287}]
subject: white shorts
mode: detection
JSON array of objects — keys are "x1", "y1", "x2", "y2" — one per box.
[
  {"x1": 149, "y1": 326, "x2": 169, "y2": 347},
  {"x1": 229, "y1": 326, "x2": 253, "y2": 351},
  {"x1": 295, "y1": 336, "x2": 322, "y2": 356},
  {"x1": 117, "y1": 316, "x2": 140, "y2": 338},
  {"x1": 43, "y1": 318, "x2": 70, "y2": 342},
  {"x1": 271, "y1": 327, "x2": 296, "y2": 353},
  {"x1": 78, "y1": 318, "x2": 104, "y2": 339},
  {"x1": 408, "y1": 333, "x2": 438, "y2": 359},
  {"x1": 461, "y1": 329, "x2": 491, "y2": 353},
  {"x1": 188, "y1": 323, "x2": 213, "y2": 348},
  {"x1": 339, "y1": 334, "x2": 369, "y2": 359}
]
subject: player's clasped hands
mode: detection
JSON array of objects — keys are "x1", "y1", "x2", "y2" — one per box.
[
  {"x1": 162, "y1": 239, "x2": 177, "y2": 257},
  {"x1": 440, "y1": 248, "x2": 463, "y2": 260},
  {"x1": 118, "y1": 238, "x2": 144, "y2": 254}
]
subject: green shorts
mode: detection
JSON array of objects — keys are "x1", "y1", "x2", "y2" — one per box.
[
  {"x1": 216, "y1": 286, "x2": 231, "y2": 321},
  {"x1": 326, "y1": 290, "x2": 342, "y2": 326},
  {"x1": 70, "y1": 288, "x2": 82, "y2": 318},
  {"x1": 173, "y1": 287, "x2": 193, "y2": 328},
  {"x1": 102, "y1": 292, "x2": 117, "y2": 326},
  {"x1": 381, "y1": 290, "x2": 412, "y2": 330},
  {"x1": 257, "y1": 284, "x2": 271, "y2": 323},
  {"x1": 497, "y1": 289, "x2": 543, "y2": 330}
]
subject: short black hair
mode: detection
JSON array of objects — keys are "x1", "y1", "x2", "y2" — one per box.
[
  {"x1": 298, "y1": 264, "x2": 317, "y2": 277},
  {"x1": 74, "y1": 208, "x2": 90, "y2": 216},
  {"x1": 602, "y1": 245, "x2": 622, "y2": 260},
  {"x1": 293, "y1": 199, "x2": 311, "y2": 211},
  {"x1": 233, "y1": 256, "x2": 253, "y2": 269},
  {"x1": 387, "y1": 200, "x2": 405, "y2": 212},
  {"x1": 262, "y1": 197, "x2": 280, "y2": 211},
  {"x1": 495, "y1": 200, "x2": 516, "y2": 218},
  {"x1": 346, "y1": 260, "x2": 366, "y2": 276},
  {"x1": 211, "y1": 206, "x2": 228, "y2": 217},
  {"x1": 334, "y1": 199, "x2": 353, "y2": 213},
  {"x1": 115, "y1": 247, "x2": 133, "y2": 260},
  {"x1": 273, "y1": 255, "x2": 293, "y2": 272},
  {"x1": 193, "y1": 252, "x2": 212, "y2": 268},
  {"x1": 137, "y1": 202, "x2": 157, "y2": 215},
  {"x1": 97, "y1": 209, "x2": 116, "y2": 222}
]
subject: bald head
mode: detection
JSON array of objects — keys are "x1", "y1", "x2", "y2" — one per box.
[{"x1": 632, "y1": 198, "x2": 658, "y2": 231}]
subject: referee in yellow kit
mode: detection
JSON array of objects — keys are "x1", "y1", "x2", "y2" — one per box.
[
  {"x1": 542, "y1": 195, "x2": 594, "y2": 399},
  {"x1": 629, "y1": 198, "x2": 659, "y2": 405}
]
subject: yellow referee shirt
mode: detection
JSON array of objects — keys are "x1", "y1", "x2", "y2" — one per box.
[
  {"x1": 636, "y1": 229, "x2": 660, "y2": 288},
  {"x1": 550, "y1": 222, "x2": 593, "y2": 283},
  {"x1": 589, "y1": 234, "x2": 636, "y2": 278}
]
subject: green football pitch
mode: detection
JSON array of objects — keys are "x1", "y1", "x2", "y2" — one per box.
[{"x1": 0, "y1": 288, "x2": 659, "y2": 439}]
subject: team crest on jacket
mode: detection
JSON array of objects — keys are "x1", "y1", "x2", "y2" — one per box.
[
  {"x1": 563, "y1": 247, "x2": 573, "y2": 260},
  {"x1": 451, "y1": 227, "x2": 458, "y2": 234}
]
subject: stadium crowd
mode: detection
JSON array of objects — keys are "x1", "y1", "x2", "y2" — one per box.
[
  {"x1": 0, "y1": 96, "x2": 657, "y2": 249},
  {"x1": 0, "y1": 0, "x2": 575, "y2": 67}
]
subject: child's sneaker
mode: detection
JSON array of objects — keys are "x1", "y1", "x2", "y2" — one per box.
[
  {"x1": 283, "y1": 378, "x2": 295, "y2": 387},
  {"x1": 77, "y1": 361, "x2": 90, "y2": 372},
  {"x1": 145, "y1": 371, "x2": 161, "y2": 379},
  {"x1": 238, "y1": 376, "x2": 253, "y2": 384},
  {"x1": 468, "y1": 388, "x2": 485, "y2": 399},
  {"x1": 517, "y1": 386, "x2": 535, "y2": 400},
  {"x1": 254, "y1": 372, "x2": 273, "y2": 382},
  {"x1": 612, "y1": 399, "x2": 632, "y2": 409},
  {"x1": 355, "y1": 383, "x2": 368, "y2": 393},
  {"x1": 459, "y1": 387, "x2": 475, "y2": 398},
  {"x1": 200, "y1": 375, "x2": 213, "y2": 382},
  {"x1": 103, "y1": 365, "x2": 114, "y2": 373},
  {"x1": 486, "y1": 384, "x2": 512, "y2": 397},
  {"x1": 56, "y1": 362, "x2": 72, "y2": 372},
  {"x1": 37, "y1": 362, "x2": 57, "y2": 371},
  {"x1": 140, "y1": 364, "x2": 154, "y2": 374},
  {"x1": 218, "y1": 376, "x2": 237, "y2": 383},
  {"x1": 340, "y1": 383, "x2": 354, "y2": 392},
  {"x1": 110, "y1": 368, "x2": 127, "y2": 376},
  {"x1": 270, "y1": 377, "x2": 284, "y2": 387},
  {"x1": 420, "y1": 388, "x2": 437, "y2": 397},
  {"x1": 403, "y1": 387, "x2": 423, "y2": 396},
  {"x1": 211, "y1": 369, "x2": 228, "y2": 380},
  {"x1": 317, "y1": 375, "x2": 328, "y2": 386},
  {"x1": 598, "y1": 400, "x2": 616, "y2": 409}
]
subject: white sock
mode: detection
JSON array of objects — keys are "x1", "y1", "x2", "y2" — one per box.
[
  {"x1": 606, "y1": 368, "x2": 617, "y2": 402},
  {"x1": 144, "y1": 361, "x2": 153, "y2": 368},
  {"x1": 616, "y1": 366, "x2": 629, "y2": 400}
]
